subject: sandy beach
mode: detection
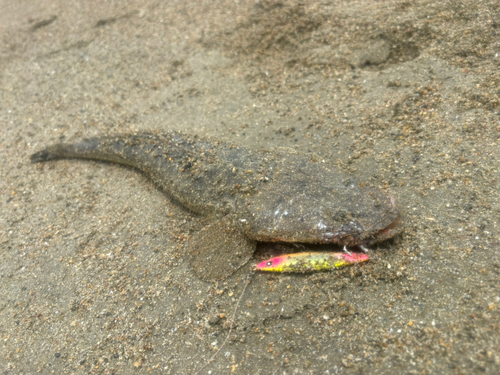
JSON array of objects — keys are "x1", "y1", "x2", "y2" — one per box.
[{"x1": 1, "y1": 0, "x2": 499, "y2": 373}]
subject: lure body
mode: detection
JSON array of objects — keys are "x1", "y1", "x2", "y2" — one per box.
[{"x1": 256, "y1": 252, "x2": 369, "y2": 273}]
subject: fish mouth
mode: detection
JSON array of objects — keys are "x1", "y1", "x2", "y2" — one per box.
[
  {"x1": 372, "y1": 214, "x2": 401, "y2": 242},
  {"x1": 339, "y1": 193, "x2": 402, "y2": 247},
  {"x1": 368, "y1": 194, "x2": 402, "y2": 244}
]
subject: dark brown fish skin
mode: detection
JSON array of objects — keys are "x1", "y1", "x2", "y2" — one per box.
[
  {"x1": 31, "y1": 131, "x2": 400, "y2": 247},
  {"x1": 31, "y1": 131, "x2": 401, "y2": 281},
  {"x1": 31, "y1": 132, "x2": 257, "y2": 217}
]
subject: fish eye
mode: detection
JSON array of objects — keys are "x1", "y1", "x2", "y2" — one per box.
[{"x1": 266, "y1": 261, "x2": 272, "y2": 266}]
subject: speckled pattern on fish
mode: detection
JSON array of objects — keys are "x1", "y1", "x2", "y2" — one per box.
[{"x1": 31, "y1": 131, "x2": 401, "y2": 281}]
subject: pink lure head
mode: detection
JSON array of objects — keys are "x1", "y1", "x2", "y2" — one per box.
[
  {"x1": 256, "y1": 255, "x2": 288, "y2": 272},
  {"x1": 342, "y1": 253, "x2": 369, "y2": 263}
]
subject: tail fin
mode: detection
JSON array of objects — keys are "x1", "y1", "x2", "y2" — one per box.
[
  {"x1": 31, "y1": 148, "x2": 58, "y2": 162},
  {"x1": 29, "y1": 138, "x2": 128, "y2": 165}
]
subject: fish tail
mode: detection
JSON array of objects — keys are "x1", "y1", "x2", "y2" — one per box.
[
  {"x1": 31, "y1": 139, "x2": 101, "y2": 163},
  {"x1": 30, "y1": 136, "x2": 149, "y2": 169}
]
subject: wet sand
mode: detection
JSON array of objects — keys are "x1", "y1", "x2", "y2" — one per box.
[{"x1": 1, "y1": 0, "x2": 499, "y2": 373}]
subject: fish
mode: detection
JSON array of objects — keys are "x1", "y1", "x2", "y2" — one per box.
[
  {"x1": 255, "y1": 252, "x2": 369, "y2": 272},
  {"x1": 30, "y1": 131, "x2": 401, "y2": 281}
]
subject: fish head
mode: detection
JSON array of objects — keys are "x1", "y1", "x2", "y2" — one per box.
[{"x1": 236, "y1": 160, "x2": 401, "y2": 246}]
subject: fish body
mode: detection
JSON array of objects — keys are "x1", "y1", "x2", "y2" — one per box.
[
  {"x1": 31, "y1": 131, "x2": 400, "y2": 280},
  {"x1": 256, "y1": 252, "x2": 369, "y2": 272}
]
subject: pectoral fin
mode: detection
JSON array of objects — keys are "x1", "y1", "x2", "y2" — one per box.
[{"x1": 186, "y1": 216, "x2": 256, "y2": 282}]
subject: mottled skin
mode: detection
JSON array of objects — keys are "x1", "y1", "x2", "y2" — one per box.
[{"x1": 31, "y1": 131, "x2": 401, "y2": 281}]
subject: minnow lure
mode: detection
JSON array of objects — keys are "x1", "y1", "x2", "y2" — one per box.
[
  {"x1": 31, "y1": 131, "x2": 400, "y2": 281},
  {"x1": 255, "y1": 252, "x2": 369, "y2": 272}
]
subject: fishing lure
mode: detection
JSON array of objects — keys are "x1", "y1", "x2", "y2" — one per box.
[
  {"x1": 194, "y1": 253, "x2": 367, "y2": 373},
  {"x1": 256, "y1": 252, "x2": 369, "y2": 272}
]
